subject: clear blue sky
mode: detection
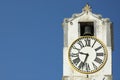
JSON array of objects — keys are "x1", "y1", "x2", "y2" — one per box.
[{"x1": 0, "y1": 0, "x2": 119, "y2": 80}]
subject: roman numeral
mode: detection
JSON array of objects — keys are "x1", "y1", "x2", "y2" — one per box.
[
  {"x1": 95, "y1": 46, "x2": 102, "y2": 51},
  {"x1": 70, "y1": 53, "x2": 79, "y2": 57},
  {"x1": 94, "y1": 57, "x2": 102, "y2": 64},
  {"x1": 73, "y1": 57, "x2": 80, "y2": 65},
  {"x1": 92, "y1": 62, "x2": 97, "y2": 69},
  {"x1": 85, "y1": 63, "x2": 90, "y2": 72},
  {"x1": 92, "y1": 40, "x2": 96, "y2": 47},
  {"x1": 96, "y1": 53, "x2": 104, "y2": 56},
  {"x1": 78, "y1": 61, "x2": 84, "y2": 69},
  {"x1": 84, "y1": 39, "x2": 90, "y2": 47},
  {"x1": 72, "y1": 45, "x2": 80, "y2": 51},
  {"x1": 78, "y1": 41, "x2": 84, "y2": 49}
]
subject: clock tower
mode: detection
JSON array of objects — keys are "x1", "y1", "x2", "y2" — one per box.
[{"x1": 62, "y1": 4, "x2": 113, "y2": 80}]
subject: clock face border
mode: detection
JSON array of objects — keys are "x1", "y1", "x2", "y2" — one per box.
[{"x1": 68, "y1": 36, "x2": 108, "y2": 74}]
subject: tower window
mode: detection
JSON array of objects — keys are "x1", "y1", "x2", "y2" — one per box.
[{"x1": 79, "y1": 22, "x2": 94, "y2": 36}]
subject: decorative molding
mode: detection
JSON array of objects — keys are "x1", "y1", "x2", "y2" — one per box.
[
  {"x1": 82, "y1": 3, "x2": 92, "y2": 12},
  {"x1": 62, "y1": 4, "x2": 111, "y2": 27}
]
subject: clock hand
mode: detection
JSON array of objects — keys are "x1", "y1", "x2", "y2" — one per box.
[
  {"x1": 79, "y1": 52, "x2": 89, "y2": 68},
  {"x1": 84, "y1": 54, "x2": 89, "y2": 63},
  {"x1": 79, "y1": 52, "x2": 88, "y2": 55},
  {"x1": 83, "y1": 53, "x2": 89, "y2": 67}
]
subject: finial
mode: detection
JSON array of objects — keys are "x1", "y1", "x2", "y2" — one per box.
[{"x1": 82, "y1": 3, "x2": 92, "y2": 12}]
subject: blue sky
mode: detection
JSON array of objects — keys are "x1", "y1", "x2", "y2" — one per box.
[{"x1": 0, "y1": 0, "x2": 119, "y2": 80}]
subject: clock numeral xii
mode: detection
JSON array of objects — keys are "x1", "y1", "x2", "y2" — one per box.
[{"x1": 84, "y1": 39, "x2": 91, "y2": 47}]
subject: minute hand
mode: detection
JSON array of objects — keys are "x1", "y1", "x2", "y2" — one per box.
[
  {"x1": 83, "y1": 53, "x2": 89, "y2": 67},
  {"x1": 83, "y1": 54, "x2": 89, "y2": 63}
]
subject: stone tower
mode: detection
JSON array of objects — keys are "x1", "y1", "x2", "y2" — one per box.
[{"x1": 62, "y1": 4, "x2": 113, "y2": 80}]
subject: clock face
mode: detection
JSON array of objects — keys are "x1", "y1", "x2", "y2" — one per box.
[{"x1": 68, "y1": 36, "x2": 108, "y2": 74}]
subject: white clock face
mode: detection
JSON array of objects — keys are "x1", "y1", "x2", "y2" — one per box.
[{"x1": 68, "y1": 36, "x2": 108, "y2": 74}]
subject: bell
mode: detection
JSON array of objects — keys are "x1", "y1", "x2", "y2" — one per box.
[{"x1": 83, "y1": 26, "x2": 92, "y2": 36}]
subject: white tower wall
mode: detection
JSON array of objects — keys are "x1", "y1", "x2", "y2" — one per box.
[{"x1": 62, "y1": 4, "x2": 113, "y2": 80}]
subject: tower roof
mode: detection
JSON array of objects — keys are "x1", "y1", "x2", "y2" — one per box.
[{"x1": 62, "y1": 4, "x2": 111, "y2": 27}]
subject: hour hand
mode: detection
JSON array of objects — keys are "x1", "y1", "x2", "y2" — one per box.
[{"x1": 79, "y1": 52, "x2": 88, "y2": 55}]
